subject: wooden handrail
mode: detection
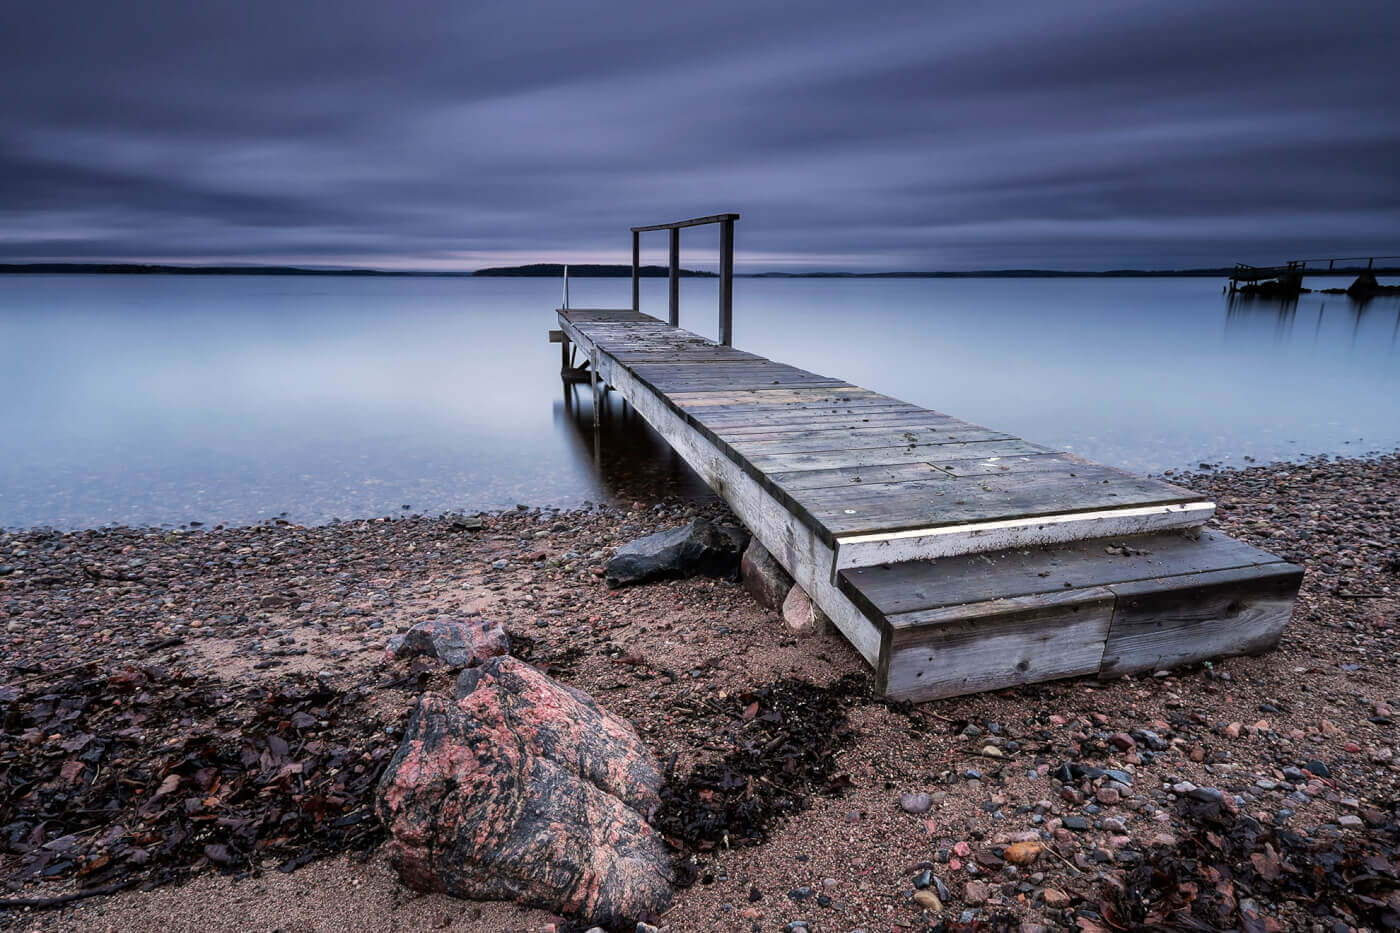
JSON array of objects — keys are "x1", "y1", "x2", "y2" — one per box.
[
  {"x1": 631, "y1": 212, "x2": 740, "y2": 345},
  {"x1": 631, "y1": 213, "x2": 740, "y2": 233}
]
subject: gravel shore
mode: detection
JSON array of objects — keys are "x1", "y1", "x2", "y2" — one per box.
[{"x1": 2, "y1": 453, "x2": 1397, "y2": 932}]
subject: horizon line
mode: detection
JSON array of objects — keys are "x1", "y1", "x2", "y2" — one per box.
[{"x1": 4, "y1": 260, "x2": 1396, "y2": 279}]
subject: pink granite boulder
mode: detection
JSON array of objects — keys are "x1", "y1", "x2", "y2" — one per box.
[
  {"x1": 375, "y1": 656, "x2": 671, "y2": 925},
  {"x1": 383, "y1": 616, "x2": 509, "y2": 668}
]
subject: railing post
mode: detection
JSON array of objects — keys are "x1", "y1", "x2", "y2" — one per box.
[
  {"x1": 631, "y1": 230, "x2": 640, "y2": 311},
  {"x1": 718, "y1": 217, "x2": 734, "y2": 346},
  {"x1": 668, "y1": 228, "x2": 680, "y2": 327}
]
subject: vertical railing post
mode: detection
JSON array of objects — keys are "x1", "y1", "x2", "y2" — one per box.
[
  {"x1": 668, "y1": 228, "x2": 680, "y2": 326},
  {"x1": 631, "y1": 230, "x2": 640, "y2": 311},
  {"x1": 718, "y1": 217, "x2": 734, "y2": 346}
]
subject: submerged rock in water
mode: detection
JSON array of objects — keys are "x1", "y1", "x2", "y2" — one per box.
[
  {"x1": 384, "y1": 616, "x2": 509, "y2": 668},
  {"x1": 376, "y1": 656, "x2": 671, "y2": 925},
  {"x1": 741, "y1": 538, "x2": 794, "y2": 611},
  {"x1": 1346, "y1": 270, "x2": 1400, "y2": 297},
  {"x1": 605, "y1": 518, "x2": 748, "y2": 588}
]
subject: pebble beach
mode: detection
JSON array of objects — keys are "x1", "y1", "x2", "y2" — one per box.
[{"x1": 2, "y1": 452, "x2": 1398, "y2": 931}]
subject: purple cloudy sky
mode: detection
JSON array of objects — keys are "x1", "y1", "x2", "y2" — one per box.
[{"x1": 2, "y1": 0, "x2": 1397, "y2": 271}]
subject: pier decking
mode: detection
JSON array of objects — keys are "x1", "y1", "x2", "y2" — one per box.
[{"x1": 553, "y1": 217, "x2": 1301, "y2": 701}]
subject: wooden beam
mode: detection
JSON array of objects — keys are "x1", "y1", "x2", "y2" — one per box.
[
  {"x1": 1099, "y1": 563, "x2": 1302, "y2": 677},
  {"x1": 719, "y1": 217, "x2": 734, "y2": 346},
  {"x1": 832, "y1": 502, "x2": 1215, "y2": 573},
  {"x1": 881, "y1": 587, "x2": 1117, "y2": 702},
  {"x1": 631, "y1": 230, "x2": 640, "y2": 312},
  {"x1": 668, "y1": 227, "x2": 680, "y2": 327},
  {"x1": 631, "y1": 212, "x2": 741, "y2": 232}
]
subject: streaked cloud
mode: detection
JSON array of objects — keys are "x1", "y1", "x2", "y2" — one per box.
[{"x1": 1, "y1": 0, "x2": 1396, "y2": 270}]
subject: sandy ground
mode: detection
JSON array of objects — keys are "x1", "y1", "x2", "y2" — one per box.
[{"x1": 3, "y1": 454, "x2": 1398, "y2": 932}]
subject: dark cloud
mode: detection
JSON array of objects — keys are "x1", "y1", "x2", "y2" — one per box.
[{"x1": 2, "y1": 0, "x2": 1396, "y2": 269}]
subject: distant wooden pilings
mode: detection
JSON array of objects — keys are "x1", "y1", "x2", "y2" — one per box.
[{"x1": 1229, "y1": 255, "x2": 1399, "y2": 294}]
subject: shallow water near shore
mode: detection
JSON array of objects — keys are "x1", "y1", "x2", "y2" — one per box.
[{"x1": 1, "y1": 273, "x2": 1397, "y2": 529}]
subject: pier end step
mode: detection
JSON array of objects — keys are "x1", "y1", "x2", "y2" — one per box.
[{"x1": 839, "y1": 529, "x2": 1301, "y2": 702}]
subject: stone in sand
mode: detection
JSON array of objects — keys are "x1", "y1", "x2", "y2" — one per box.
[
  {"x1": 1003, "y1": 841, "x2": 1042, "y2": 865},
  {"x1": 604, "y1": 518, "x2": 748, "y2": 588},
  {"x1": 740, "y1": 538, "x2": 794, "y2": 611},
  {"x1": 376, "y1": 656, "x2": 671, "y2": 925},
  {"x1": 782, "y1": 584, "x2": 831, "y2": 636},
  {"x1": 900, "y1": 792, "x2": 932, "y2": 814},
  {"x1": 384, "y1": 616, "x2": 509, "y2": 668}
]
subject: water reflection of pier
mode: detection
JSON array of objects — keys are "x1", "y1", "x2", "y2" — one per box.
[
  {"x1": 552, "y1": 382, "x2": 713, "y2": 504},
  {"x1": 1224, "y1": 290, "x2": 1400, "y2": 349}
]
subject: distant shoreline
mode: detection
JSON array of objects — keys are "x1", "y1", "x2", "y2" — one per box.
[{"x1": 1, "y1": 261, "x2": 1395, "y2": 279}]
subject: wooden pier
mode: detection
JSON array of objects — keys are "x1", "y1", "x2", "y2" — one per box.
[
  {"x1": 1229, "y1": 254, "x2": 1399, "y2": 294},
  {"x1": 554, "y1": 215, "x2": 1302, "y2": 701}
]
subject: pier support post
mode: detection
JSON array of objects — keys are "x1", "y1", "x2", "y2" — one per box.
[
  {"x1": 591, "y1": 351, "x2": 601, "y2": 429},
  {"x1": 718, "y1": 217, "x2": 734, "y2": 346},
  {"x1": 668, "y1": 228, "x2": 680, "y2": 327},
  {"x1": 631, "y1": 230, "x2": 640, "y2": 312}
]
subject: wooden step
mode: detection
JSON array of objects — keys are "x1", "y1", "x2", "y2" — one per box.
[{"x1": 838, "y1": 530, "x2": 1302, "y2": 702}]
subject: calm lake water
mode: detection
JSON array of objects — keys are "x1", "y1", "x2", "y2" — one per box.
[{"x1": 2, "y1": 274, "x2": 1397, "y2": 529}]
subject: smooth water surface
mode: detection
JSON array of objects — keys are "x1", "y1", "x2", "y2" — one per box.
[{"x1": 2, "y1": 274, "x2": 1397, "y2": 529}]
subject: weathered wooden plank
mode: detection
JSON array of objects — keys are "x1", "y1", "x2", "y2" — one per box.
[
  {"x1": 882, "y1": 588, "x2": 1116, "y2": 702},
  {"x1": 611, "y1": 349, "x2": 764, "y2": 363},
  {"x1": 728, "y1": 426, "x2": 1012, "y2": 456},
  {"x1": 925, "y1": 453, "x2": 1097, "y2": 477},
  {"x1": 717, "y1": 415, "x2": 973, "y2": 440},
  {"x1": 771, "y1": 462, "x2": 955, "y2": 490},
  {"x1": 669, "y1": 386, "x2": 888, "y2": 408},
  {"x1": 840, "y1": 531, "x2": 1276, "y2": 622},
  {"x1": 644, "y1": 373, "x2": 846, "y2": 389},
  {"x1": 745, "y1": 438, "x2": 1043, "y2": 473},
  {"x1": 632, "y1": 212, "x2": 741, "y2": 232},
  {"x1": 803, "y1": 469, "x2": 1202, "y2": 537},
  {"x1": 559, "y1": 309, "x2": 653, "y2": 321},
  {"x1": 769, "y1": 455, "x2": 1075, "y2": 491},
  {"x1": 634, "y1": 369, "x2": 840, "y2": 385},
  {"x1": 630, "y1": 360, "x2": 824, "y2": 375},
  {"x1": 1099, "y1": 562, "x2": 1302, "y2": 677},
  {"x1": 661, "y1": 381, "x2": 855, "y2": 395},
  {"x1": 636, "y1": 369, "x2": 845, "y2": 390},
  {"x1": 693, "y1": 403, "x2": 928, "y2": 425},
  {"x1": 708, "y1": 409, "x2": 956, "y2": 434},
  {"x1": 833, "y1": 503, "x2": 1214, "y2": 572}
]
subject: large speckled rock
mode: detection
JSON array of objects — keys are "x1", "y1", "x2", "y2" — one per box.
[
  {"x1": 375, "y1": 657, "x2": 671, "y2": 925},
  {"x1": 604, "y1": 518, "x2": 748, "y2": 588},
  {"x1": 383, "y1": 617, "x2": 509, "y2": 668},
  {"x1": 740, "y1": 538, "x2": 794, "y2": 611}
]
